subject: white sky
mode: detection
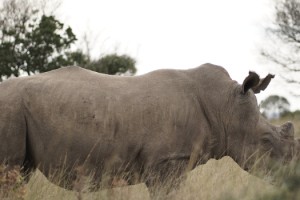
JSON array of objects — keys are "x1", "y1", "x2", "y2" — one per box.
[{"x1": 58, "y1": 0, "x2": 299, "y2": 110}]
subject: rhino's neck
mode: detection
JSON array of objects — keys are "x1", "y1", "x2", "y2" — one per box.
[
  {"x1": 186, "y1": 65, "x2": 236, "y2": 160},
  {"x1": 195, "y1": 99, "x2": 228, "y2": 159}
]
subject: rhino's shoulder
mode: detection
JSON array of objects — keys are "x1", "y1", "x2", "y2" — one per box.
[
  {"x1": 198, "y1": 63, "x2": 229, "y2": 75},
  {"x1": 28, "y1": 66, "x2": 107, "y2": 83},
  {"x1": 189, "y1": 63, "x2": 231, "y2": 80}
]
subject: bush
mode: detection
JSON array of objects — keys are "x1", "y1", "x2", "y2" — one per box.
[{"x1": 0, "y1": 165, "x2": 26, "y2": 199}]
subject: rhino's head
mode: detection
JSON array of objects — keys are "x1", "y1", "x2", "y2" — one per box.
[{"x1": 226, "y1": 71, "x2": 296, "y2": 170}]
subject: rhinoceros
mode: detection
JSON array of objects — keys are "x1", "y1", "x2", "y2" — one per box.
[{"x1": 0, "y1": 63, "x2": 297, "y2": 189}]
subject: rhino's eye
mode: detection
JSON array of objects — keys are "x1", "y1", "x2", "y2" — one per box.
[
  {"x1": 260, "y1": 136, "x2": 273, "y2": 149},
  {"x1": 261, "y1": 138, "x2": 271, "y2": 145}
]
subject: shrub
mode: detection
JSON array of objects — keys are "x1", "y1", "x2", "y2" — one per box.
[{"x1": 0, "y1": 165, "x2": 26, "y2": 200}]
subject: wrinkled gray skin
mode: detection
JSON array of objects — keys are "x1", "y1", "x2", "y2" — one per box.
[{"x1": 0, "y1": 63, "x2": 297, "y2": 189}]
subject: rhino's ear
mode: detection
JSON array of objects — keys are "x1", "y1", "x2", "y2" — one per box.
[
  {"x1": 252, "y1": 74, "x2": 275, "y2": 94},
  {"x1": 242, "y1": 71, "x2": 260, "y2": 94}
]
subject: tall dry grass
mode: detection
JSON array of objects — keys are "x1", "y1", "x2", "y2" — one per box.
[
  {"x1": 0, "y1": 156, "x2": 285, "y2": 200},
  {"x1": 1, "y1": 155, "x2": 300, "y2": 200},
  {"x1": 1, "y1": 118, "x2": 299, "y2": 200}
]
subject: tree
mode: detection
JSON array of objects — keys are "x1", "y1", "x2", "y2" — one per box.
[
  {"x1": 0, "y1": 0, "x2": 76, "y2": 80},
  {"x1": 0, "y1": 0, "x2": 137, "y2": 79},
  {"x1": 87, "y1": 54, "x2": 137, "y2": 75},
  {"x1": 68, "y1": 52, "x2": 137, "y2": 76},
  {"x1": 260, "y1": 95, "x2": 290, "y2": 119},
  {"x1": 261, "y1": 0, "x2": 300, "y2": 93},
  {"x1": 66, "y1": 50, "x2": 90, "y2": 67}
]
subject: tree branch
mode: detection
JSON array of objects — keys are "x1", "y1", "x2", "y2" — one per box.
[
  {"x1": 279, "y1": 74, "x2": 300, "y2": 84},
  {"x1": 261, "y1": 50, "x2": 300, "y2": 72}
]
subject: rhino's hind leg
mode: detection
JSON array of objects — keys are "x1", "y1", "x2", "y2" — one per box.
[
  {"x1": 21, "y1": 147, "x2": 37, "y2": 183},
  {"x1": 0, "y1": 89, "x2": 27, "y2": 178},
  {"x1": 0, "y1": 122, "x2": 26, "y2": 168}
]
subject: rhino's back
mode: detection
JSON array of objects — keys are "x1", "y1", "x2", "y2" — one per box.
[
  {"x1": 10, "y1": 66, "x2": 206, "y2": 171},
  {"x1": 20, "y1": 66, "x2": 196, "y2": 123},
  {"x1": 19, "y1": 66, "x2": 190, "y2": 92},
  {"x1": 17, "y1": 67, "x2": 197, "y2": 134}
]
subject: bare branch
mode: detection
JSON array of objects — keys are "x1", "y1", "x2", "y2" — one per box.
[
  {"x1": 83, "y1": 33, "x2": 91, "y2": 61},
  {"x1": 260, "y1": 0, "x2": 300, "y2": 92},
  {"x1": 261, "y1": 50, "x2": 300, "y2": 72},
  {"x1": 38, "y1": 0, "x2": 62, "y2": 16},
  {"x1": 289, "y1": 91, "x2": 300, "y2": 97},
  {"x1": 279, "y1": 74, "x2": 300, "y2": 84}
]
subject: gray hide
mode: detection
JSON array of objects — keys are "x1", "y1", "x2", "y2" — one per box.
[{"x1": 0, "y1": 63, "x2": 296, "y2": 189}]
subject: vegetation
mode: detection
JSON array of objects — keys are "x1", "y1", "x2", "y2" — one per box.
[
  {"x1": 260, "y1": 95, "x2": 290, "y2": 119},
  {"x1": 261, "y1": 0, "x2": 300, "y2": 94},
  {"x1": 0, "y1": 0, "x2": 137, "y2": 81},
  {"x1": 85, "y1": 54, "x2": 137, "y2": 76},
  {"x1": 0, "y1": 0, "x2": 76, "y2": 80},
  {"x1": 1, "y1": 123, "x2": 300, "y2": 200},
  {"x1": 68, "y1": 51, "x2": 137, "y2": 76},
  {"x1": 2, "y1": 102, "x2": 297, "y2": 199},
  {"x1": 1, "y1": 0, "x2": 299, "y2": 199},
  {"x1": 0, "y1": 158, "x2": 297, "y2": 200},
  {"x1": 257, "y1": 159, "x2": 300, "y2": 200},
  {"x1": 0, "y1": 165, "x2": 26, "y2": 200}
]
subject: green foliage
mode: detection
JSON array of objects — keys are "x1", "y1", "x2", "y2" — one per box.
[
  {"x1": 281, "y1": 109, "x2": 300, "y2": 119},
  {"x1": 27, "y1": 15, "x2": 76, "y2": 73},
  {"x1": 67, "y1": 50, "x2": 90, "y2": 67},
  {"x1": 0, "y1": 0, "x2": 76, "y2": 80},
  {"x1": 87, "y1": 54, "x2": 137, "y2": 75},
  {"x1": 0, "y1": 0, "x2": 137, "y2": 79},
  {"x1": 260, "y1": 95, "x2": 290, "y2": 119},
  {"x1": 68, "y1": 51, "x2": 137, "y2": 76}
]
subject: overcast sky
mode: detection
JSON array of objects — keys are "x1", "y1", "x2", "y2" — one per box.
[{"x1": 58, "y1": 0, "x2": 299, "y2": 110}]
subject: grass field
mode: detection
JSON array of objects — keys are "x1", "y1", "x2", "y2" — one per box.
[
  {"x1": 21, "y1": 157, "x2": 277, "y2": 200},
  {"x1": 1, "y1": 116, "x2": 300, "y2": 200},
  {"x1": 1, "y1": 156, "x2": 294, "y2": 200}
]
